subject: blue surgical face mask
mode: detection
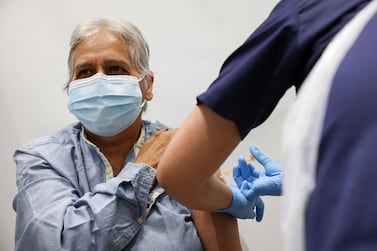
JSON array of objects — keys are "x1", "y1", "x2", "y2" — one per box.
[{"x1": 67, "y1": 73, "x2": 146, "y2": 137}]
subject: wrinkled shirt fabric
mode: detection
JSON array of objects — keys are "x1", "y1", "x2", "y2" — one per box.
[{"x1": 13, "y1": 121, "x2": 203, "y2": 251}]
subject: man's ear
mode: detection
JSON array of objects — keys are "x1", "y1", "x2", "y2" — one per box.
[{"x1": 145, "y1": 74, "x2": 154, "y2": 100}]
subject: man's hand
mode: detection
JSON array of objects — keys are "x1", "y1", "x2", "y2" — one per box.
[{"x1": 134, "y1": 128, "x2": 177, "y2": 169}]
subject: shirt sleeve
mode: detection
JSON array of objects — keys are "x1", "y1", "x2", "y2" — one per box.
[
  {"x1": 197, "y1": 0, "x2": 370, "y2": 139},
  {"x1": 13, "y1": 147, "x2": 155, "y2": 251}
]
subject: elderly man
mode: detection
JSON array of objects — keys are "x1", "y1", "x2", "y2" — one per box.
[{"x1": 12, "y1": 17, "x2": 241, "y2": 251}]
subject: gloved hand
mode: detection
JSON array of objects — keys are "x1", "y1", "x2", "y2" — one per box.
[
  {"x1": 233, "y1": 145, "x2": 283, "y2": 200},
  {"x1": 217, "y1": 184, "x2": 264, "y2": 221}
]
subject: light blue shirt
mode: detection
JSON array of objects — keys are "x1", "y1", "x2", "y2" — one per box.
[{"x1": 13, "y1": 121, "x2": 203, "y2": 251}]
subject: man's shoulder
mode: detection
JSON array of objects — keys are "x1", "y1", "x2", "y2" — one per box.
[
  {"x1": 143, "y1": 120, "x2": 170, "y2": 134},
  {"x1": 17, "y1": 122, "x2": 81, "y2": 152}
]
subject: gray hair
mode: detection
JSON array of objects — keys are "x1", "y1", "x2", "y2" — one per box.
[{"x1": 64, "y1": 17, "x2": 152, "y2": 91}]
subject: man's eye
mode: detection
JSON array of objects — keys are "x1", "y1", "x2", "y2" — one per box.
[
  {"x1": 108, "y1": 66, "x2": 127, "y2": 75},
  {"x1": 76, "y1": 69, "x2": 93, "y2": 79}
]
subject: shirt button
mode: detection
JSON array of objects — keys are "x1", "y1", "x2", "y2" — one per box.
[
  {"x1": 105, "y1": 168, "x2": 112, "y2": 175},
  {"x1": 137, "y1": 217, "x2": 144, "y2": 225}
]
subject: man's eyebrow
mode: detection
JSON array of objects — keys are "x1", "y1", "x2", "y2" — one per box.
[
  {"x1": 74, "y1": 62, "x2": 93, "y2": 71},
  {"x1": 105, "y1": 59, "x2": 131, "y2": 68}
]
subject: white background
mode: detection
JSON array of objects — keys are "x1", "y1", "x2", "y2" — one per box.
[{"x1": 0, "y1": 1, "x2": 296, "y2": 250}]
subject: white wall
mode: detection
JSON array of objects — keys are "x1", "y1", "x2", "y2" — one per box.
[{"x1": 0, "y1": 0, "x2": 295, "y2": 250}]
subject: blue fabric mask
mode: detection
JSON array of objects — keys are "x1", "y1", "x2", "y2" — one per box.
[{"x1": 67, "y1": 73, "x2": 145, "y2": 137}]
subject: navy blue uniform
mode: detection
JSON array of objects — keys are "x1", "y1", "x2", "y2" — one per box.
[
  {"x1": 306, "y1": 10, "x2": 377, "y2": 251},
  {"x1": 197, "y1": 0, "x2": 370, "y2": 139},
  {"x1": 197, "y1": 0, "x2": 376, "y2": 250}
]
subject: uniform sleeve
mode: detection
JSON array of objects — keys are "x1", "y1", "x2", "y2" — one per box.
[
  {"x1": 197, "y1": 0, "x2": 369, "y2": 139},
  {"x1": 197, "y1": 0, "x2": 300, "y2": 139},
  {"x1": 13, "y1": 148, "x2": 155, "y2": 251}
]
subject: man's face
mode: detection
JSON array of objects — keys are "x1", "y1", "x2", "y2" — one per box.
[{"x1": 72, "y1": 31, "x2": 140, "y2": 81}]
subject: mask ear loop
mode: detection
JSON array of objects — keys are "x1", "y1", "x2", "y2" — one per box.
[
  {"x1": 140, "y1": 99, "x2": 146, "y2": 109},
  {"x1": 137, "y1": 73, "x2": 150, "y2": 92},
  {"x1": 137, "y1": 73, "x2": 149, "y2": 111},
  {"x1": 137, "y1": 74, "x2": 146, "y2": 82}
]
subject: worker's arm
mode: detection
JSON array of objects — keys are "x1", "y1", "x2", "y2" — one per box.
[
  {"x1": 156, "y1": 104, "x2": 241, "y2": 211},
  {"x1": 135, "y1": 104, "x2": 263, "y2": 218}
]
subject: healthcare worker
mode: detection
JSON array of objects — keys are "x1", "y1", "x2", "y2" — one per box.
[{"x1": 139, "y1": 0, "x2": 377, "y2": 250}]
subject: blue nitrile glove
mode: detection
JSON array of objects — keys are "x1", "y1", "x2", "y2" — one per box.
[
  {"x1": 217, "y1": 184, "x2": 264, "y2": 221},
  {"x1": 233, "y1": 156, "x2": 262, "y2": 187},
  {"x1": 233, "y1": 156, "x2": 265, "y2": 221},
  {"x1": 233, "y1": 145, "x2": 283, "y2": 201}
]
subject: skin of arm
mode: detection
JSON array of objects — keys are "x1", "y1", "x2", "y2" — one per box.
[
  {"x1": 192, "y1": 210, "x2": 241, "y2": 251},
  {"x1": 156, "y1": 104, "x2": 241, "y2": 211},
  {"x1": 191, "y1": 170, "x2": 242, "y2": 251},
  {"x1": 135, "y1": 128, "x2": 242, "y2": 250}
]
